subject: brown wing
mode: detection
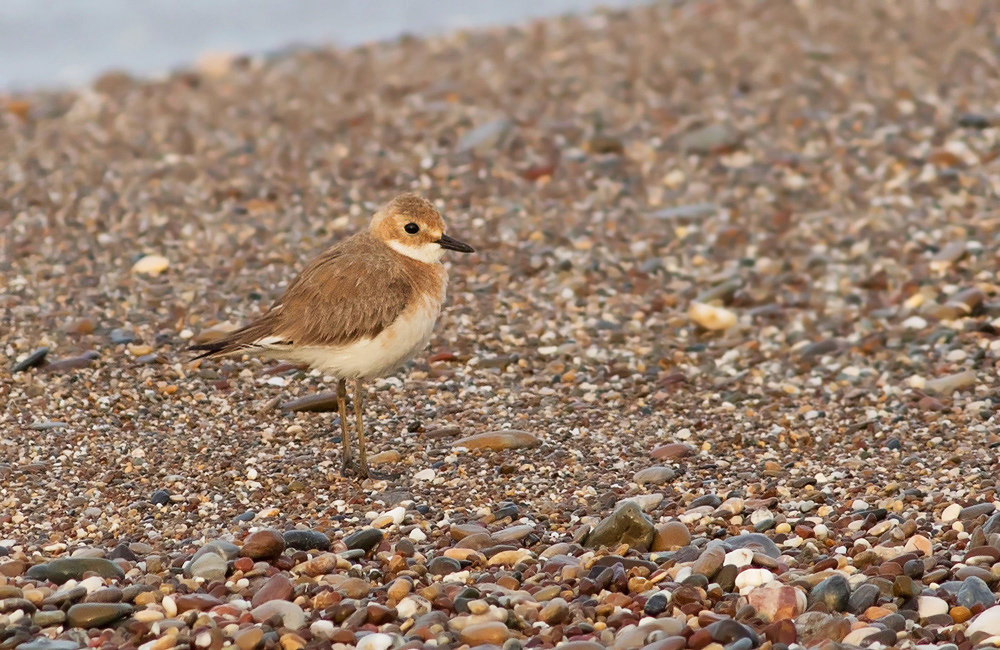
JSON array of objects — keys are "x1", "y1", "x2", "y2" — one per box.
[{"x1": 190, "y1": 236, "x2": 413, "y2": 359}]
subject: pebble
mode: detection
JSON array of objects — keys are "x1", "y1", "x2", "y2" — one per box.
[
  {"x1": 651, "y1": 521, "x2": 691, "y2": 551},
  {"x1": 688, "y1": 301, "x2": 737, "y2": 330},
  {"x1": 251, "y1": 574, "x2": 294, "y2": 608},
  {"x1": 957, "y1": 576, "x2": 994, "y2": 609},
  {"x1": 918, "y1": 595, "x2": 949, "y2": 619},
  {"x1": 26, "y1": 558, "x2": 124, "y2": 584},
  {"x1": 240, "y1": 529, "x2": 286, "y2": 560},
  {"x1": 251, "y1": 600, "x2": 306, "y2": 629},
  {"x1": 584, "y1": 501, "x2": 655, "y2": 551},
  {"x1": 356, "y1": 633, "x2": 394, "y2": 650},
  {"x1": 66, "y1": 603, "x2": 133, "y2": 628},
  {"x1": 344, "y1": 528, "x2": 384, "y2": 553},
  {"x1": 459, "y1": 621, "x2": 510, "y2": 645},
  {"x1": 451, "y1": 430, "x2": 540, "y2": 451},
  {"x1": 12, "y1": 347, "x2": 49, "y2": 373},
  {"x1": 282, "y1": 529, "x2": 330, "y2": 551},
  {"x1": 747, "y1": 583, "x2": 805, "y2": 622},
  {"x1": 188, "y1": 552, "x2": 227, "y2": 581},
  {"x1": 633, "y1": 466, "x2": 676, "y2": 485},
  {"x1": 810, "y1": 574, "x2": 850, "y2": 612},
  {"x1": 131, "y1": 254, "x2": 170, "y2": 276}
]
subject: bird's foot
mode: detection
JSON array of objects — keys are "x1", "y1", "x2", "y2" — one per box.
[{"x1": 341, "y1": 458, "x2": 399, "y2": 481}]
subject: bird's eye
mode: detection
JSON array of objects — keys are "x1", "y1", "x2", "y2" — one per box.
[{"x1": 404, "y1": 223, "x2": 420, "y2": 234}]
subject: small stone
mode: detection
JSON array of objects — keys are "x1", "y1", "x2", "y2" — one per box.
[
  {"x1": 633, "y1": 466, "x2": 676, "y2": 485},
  {"x1": 280, "y1": 392, "x2": 339, "y2": 412},
  {"x1": 848, "y1": 583, "x2": 880, "y2": 614},
  {"x1": 650, "y1": 443, "x2": 696, "y2": 460},
  {"x1": 18, "y1": 641, "x2": 79, "y2": 650},
  {"x1": 189, "y1": 552, "x2": 227, "y2": 581},
  {"x1": 651, "y1": 521, "x2": 691, "y2": 552},
  {"x1": 748, "y1": 583, "x2": 806, "y2": 622},
  {"x1": 706, "y1": 619, "x2": 759, "y2": 646},
  {"x1": 811, "y1": 574, "x2": 850, "y2": 612},
  {"x1": 240, "y1": 529, "x2": 286, "y2": 560},
  {"x1": 584, "y1": 501, "x2": 655, "y2": 551},
  {"x1": 957, "y1": 576, "x2": 995, "y2": 609},
  {"x1": 688, "y1": 301, "x2": 737, "y2": 330},
  {"x1": 282, "y1": 529, "x2": 330, "y2": 551},
  {"x1": 66, "y1": 603, "x2": 133, "y2": 628},
  {"x1": 727, "y1": 533, "x2": 781, "y2": 558},
  {"x1": 252, "y1": 574, "x2": 294, "y2": 608},
  {"x1": 795, "y1": 611, "x2": 851, "y2": 645},
  {"x1": 452, "y1": 430, "x2": 540, "y2": 451},
  {"x1": 457, "y1": 118, "x2": 513, "y2": 155},
  {"x1": 251, "y1": 600, "x2": 306, "y2": 630},
  {"x1": 356, "y1": 633, "x2": 394, "y2": 650},
  {"x1": 175, "y1": 593, "x2": 223, "y2": 612},
  {"x1": 540, "y1": 597, "x2": 570, "y2": 624},
  {"x1": 339, "y1": 577, "x2": 371, "y2": 599},
  {"x1": 234, "y1": 627, "x2": 264, "y2": 650},
  {"x1": 691, "y1": 546, "x2": 725, "y2": 578},
  {"x1": 279, "y1": 633, "x2": 306, "y2": 650},
  {"x1": 132, "y1": 254, "x2": 170, "y2": 276},
  {"x1": 344, "y1": 528, "x2": 384, "y2": 553},
  {"x1": 460, "y1": 621, "x2": 510, "y2": 645},
  {"x1": 12, "y1": 347, "x2": 49, "y2": 373},
  {"x1": 678, "y1": 123, "x2": 740, "y2": 154},
  {"x1": 26, "y1": 558, "x2": 125, "y2": 584},
  {"x1": 918, "y1": 595, "x2": 949, "y2": 620},
  {"x1": 924, "y1": 371, "x2": 975, "y2": 396},
  {"x1": 941, "y1": 503, "x2": 963, "y2": 522}
]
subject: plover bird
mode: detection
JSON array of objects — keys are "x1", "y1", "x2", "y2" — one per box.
[{"x1": 190, "y1": 193, "x2": 474, "y2": 478}]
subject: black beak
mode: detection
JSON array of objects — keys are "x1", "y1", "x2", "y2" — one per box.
[{"x1": 437, "y1": 233, "x2": 475, "y2": 253}]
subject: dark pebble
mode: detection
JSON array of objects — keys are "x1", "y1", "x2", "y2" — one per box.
[
  {"x1": 848, "y1": 583, "x2": 880, "y2": 614},
  {"x1": 150, "y1": 490, "x2": 170, "y2": 506},
  {"x1": 956, "y1": 576, "x2": 994, "y2": 609},
  {"x1": 12, "y1": 347, "x2": 49, "y2": 373},
  {"x1": 344, "y1": 528, "x2": 384, "y2": 553},
  {"x1": 811, "y1": 574, "x2": 850, "y2": 612},
  {"x1": 427, "y1": 556, "x2": 462, "y2": 576},
  {"x1": 644, "y1": 591, "x2": 669, "y2": 616},
  {"x1": 283, "y1": 529, "x2": 331, "y2": 552}
]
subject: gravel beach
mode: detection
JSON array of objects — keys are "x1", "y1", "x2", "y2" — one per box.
[{"x1": 4, "y1": 1, "x2": 1000, "y2": 648}]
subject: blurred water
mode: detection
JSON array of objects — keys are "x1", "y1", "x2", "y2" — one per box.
[{"x1": 0, "y1": 0, "x2": 645, "y2": 90}]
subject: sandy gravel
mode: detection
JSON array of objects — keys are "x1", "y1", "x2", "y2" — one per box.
[{"x1": 4, "y1": 2, "x2": 1000, "y2": 649}]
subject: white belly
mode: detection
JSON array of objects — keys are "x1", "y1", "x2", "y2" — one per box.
[{"x1": 290, "y1": 295, "x2": 442, "y2": 379}]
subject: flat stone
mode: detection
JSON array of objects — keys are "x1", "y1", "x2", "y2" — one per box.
[
  {"x1": 280, "y1": 392, "x2": 339, "y2": 412},
  {"x1": 452, "y1": 430, "x2": 540, "y2": 451},
  {"x1": 691, "y1": 546, "x2": 725, "y2": 579},
  {"x1": 459, "y1": 621, "x2": 510, "y2": 645},
  {"x1": 795, "y1": 611, "x2": 851, "y2": 645},
  {"x1": 26, "y1": 558, "x2": 124, "y2": 584},
  {"x1": 633, "y1": 466, "x2": 676, "y2": 485},
  {"x1": 283, "y1": 529, "x2": 331, "y2": 551},
  {"x1": 650, "y1": 443, "x2": 695, "y2": 460},
  {"x1": 66, "y1": 602, "x2": 133, "y2": 628},
  {"x1": 12, "y1": 347, "x2": 49, "y2": 373},
  {"x1": 584, "y1": 501, "x2": 655, "y2": 552},
  {"x1": 748, "y1": 582, "x2": 806, "y2": 622},
  {"x1": 252, "y1": 573, "x2": 294, "y2": 608}
]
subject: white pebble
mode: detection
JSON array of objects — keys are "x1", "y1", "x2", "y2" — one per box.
[
  {"x1": 941, "y1": 503, "x2": 962, "y2": 523},
  {"x1": 851, "y1": 499, "x2": 870, "y2": 511},
  {"x1": 917, "y1": 595, "x2": 949, "y2": 619},
  {"x1": 381, "y1": 506, "x2": 406, "y2": 525},
  {"x1": 132, "y1": 254, "x2": 170, "y2": 276},
  {"x1": 162, "y1": 594, "x2": 177, "y2": 618},
  {"x1": 723, "y1": 548, "x2": 754, "y2": 568},
  {"x1": 688, "y1": 301, "x2": 737, "y2": 330},
  {"x1": 409, "y1": 528, "x2": 427, "y2": 542},
  {"x1": 246, "y1": 467, "x2": 258, "y2": 480},
  {"x1": 734, "y1": 568, "x2": 774, "y2": 595},
  {"x1": 356, "y1": 633, "x2": 394, "y2": 650},
  {"x1": 968, "y1": 605, "x2": 1000, "y2": 637},
  {"x1": 412, "y1": 468, "x2": 435, "y2": 481},
  {"x1": 903, "y1": 316, "x2": 928, "y2": 330},
  {"x1": 310, "y1": 620, "x2": 336, "y2": 640}
]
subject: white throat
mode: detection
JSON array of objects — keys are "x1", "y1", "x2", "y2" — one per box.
[{"x1": 387, "y1": 240, "x2": 444, "y2": 264}]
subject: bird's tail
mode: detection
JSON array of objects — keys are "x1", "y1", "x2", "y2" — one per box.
[{"x1": 188, "y1": 318, "x2": 280, "y2": 361}]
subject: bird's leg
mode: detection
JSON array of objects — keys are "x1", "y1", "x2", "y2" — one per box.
[
  {"x1": 337, "y1": 379, "x2": 355, "y2": 476},
  {"x1": 354, "y1": 378, "x2": 370, "y2": 478},
  {"x1": 352, "y1": 378, "x2": 399, "y2": 481}
]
